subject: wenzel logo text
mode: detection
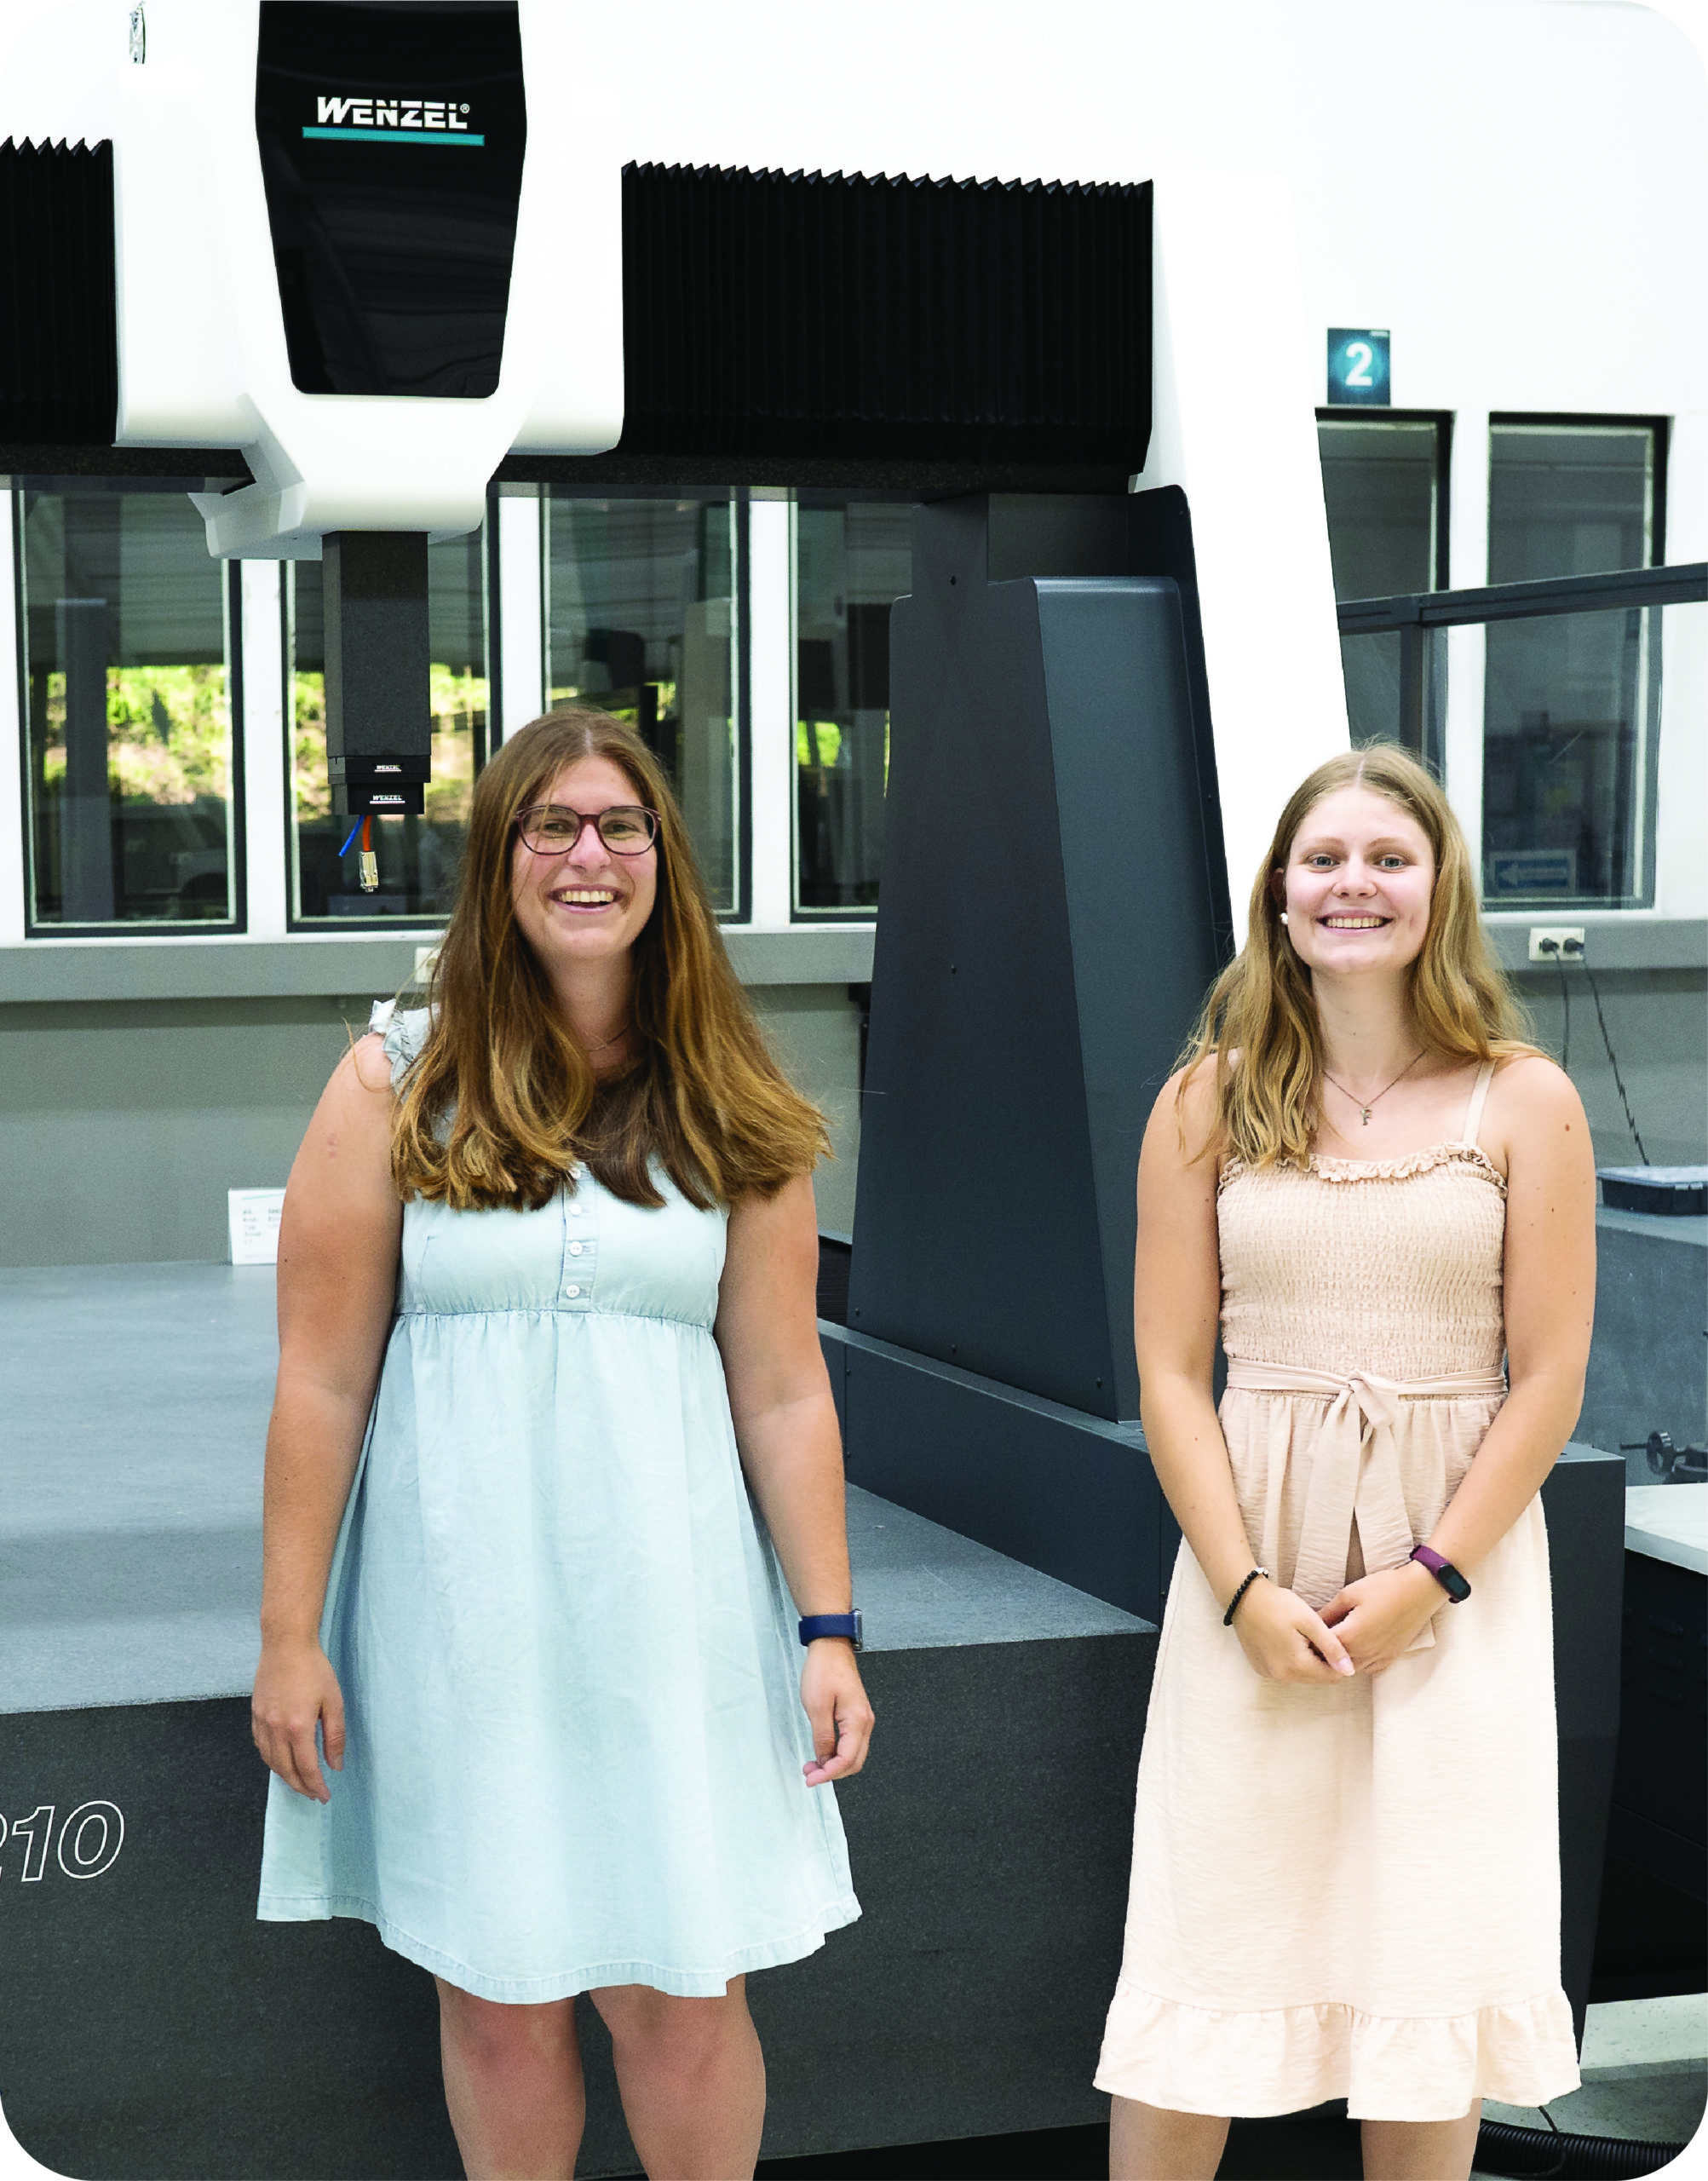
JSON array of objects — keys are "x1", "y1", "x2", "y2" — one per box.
[{"x1": 313, "y1": 96, "x2": 473, "y2": 130}]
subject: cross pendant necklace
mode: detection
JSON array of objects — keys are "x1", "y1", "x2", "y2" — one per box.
[{"x1": 1321, "y1": 1050, "x2": 1426, "y2": 1126}]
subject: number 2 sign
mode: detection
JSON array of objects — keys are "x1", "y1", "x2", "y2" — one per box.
[{"x1": 1327, "y1": 328, "x2": 1391, "y2": 406}]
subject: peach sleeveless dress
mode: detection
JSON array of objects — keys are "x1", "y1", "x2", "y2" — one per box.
[{"x1": 1096, "y1": 1065, "x2": 1581, "y2": 2121}]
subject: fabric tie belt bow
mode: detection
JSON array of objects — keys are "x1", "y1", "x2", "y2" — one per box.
[{"x1": 1222, "y1": 1361, "x2": 1508, "y2": 1651}]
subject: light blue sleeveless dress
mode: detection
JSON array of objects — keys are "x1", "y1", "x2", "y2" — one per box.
[{"x1": 257, "y1": 1008, "x2": 860, "y2": 2001}]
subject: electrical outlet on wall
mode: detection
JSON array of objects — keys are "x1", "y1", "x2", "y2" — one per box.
[{"x1": 1527, "y1": 926, "x2": 1586, "y2": 963}]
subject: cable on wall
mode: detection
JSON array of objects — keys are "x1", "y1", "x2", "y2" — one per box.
[{"x1": 1579, "y1": 952, "x2": 1649, "y2": 1163}]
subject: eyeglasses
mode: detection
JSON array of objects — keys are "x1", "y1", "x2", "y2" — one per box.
[{"x1": 515, "y1": 803, "x2": 660, "y2": 856}]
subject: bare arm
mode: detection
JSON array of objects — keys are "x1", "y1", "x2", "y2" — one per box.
[
  {"x1": 1428, "y1": 1055, "x2": 1596, "y2": 1569},
  {"x1": 715, "y1": 1172, "x2": 874, "y2": 1784},
  {"x1": 251, "y1": 1033, "x2": 402, "y2": 1800},
  {"x1": 1320, "y1": 1056, "x2": 1596, "y2": 1669},
  {"x1": 1136, "y1": 1069, "x2": 1353, "y2": 1681}
]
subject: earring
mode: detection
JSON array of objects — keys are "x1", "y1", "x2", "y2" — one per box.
[{"x1": 1279, "y1": 912, "x2": 1290, "y2": 925}]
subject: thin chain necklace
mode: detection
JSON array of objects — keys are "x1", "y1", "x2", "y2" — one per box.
[
  {"x1": 1321, "y1": 1049, "x2": 1426, "y2": 1127},
  {"x1": 580, "y1": 1021, "x2": 630, "y2": 1057}
]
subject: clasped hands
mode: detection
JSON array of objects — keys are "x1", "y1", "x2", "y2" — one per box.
[{"x1": 1231, "y1": 1560, "x2": 1445, "y2": 1683}]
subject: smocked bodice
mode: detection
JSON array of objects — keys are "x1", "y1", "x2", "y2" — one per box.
[{"x1": 1217, "y1": 1142, "x2": 1507, "y2": 1383}]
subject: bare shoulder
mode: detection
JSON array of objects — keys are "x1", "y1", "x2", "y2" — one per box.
[
  {"x1": 1487, "y1": 1051, "x2": 1586, "y2": 1132},
  {"x1": 1486, "y1": 1053, "x2": 1594, "y2": 1190},
  {"x1": 1145, "y1": 1058, "x2": 1220, "y2": 1164},
  {"x1": 1142, "y1": 1056, "x2": 1221, "y2": 1194},
  {"x1": 293, "y1": 1033, "x2": 395, "y2": 1187}
]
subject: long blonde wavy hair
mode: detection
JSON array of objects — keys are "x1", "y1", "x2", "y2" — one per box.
[
  {"x1": 391, "y1": 708, "x2": 829, "y2": 1211},
  {"x1": 1177, "y1": 743, "x2": 1538, "y2": 1168}
]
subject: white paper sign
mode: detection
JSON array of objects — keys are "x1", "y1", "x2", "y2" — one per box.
[{"x1": 228, "y1": 1188, "x2": 286, "y2": 1266}]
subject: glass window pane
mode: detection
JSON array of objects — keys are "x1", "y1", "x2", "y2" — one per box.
[
  {"x1": 1319, "y1": 419, "x2": 1443, "y2": 757},
  {"x1": 1337, "y1": 625, "x2": 1446, "y2": 770},
  {"x1": 1318, "y1": 418, "x2": 1441, "y2": 600},
  {"x1": 1482, "y1": 607, "x2": 1657, "y2": 906},
  {"x1": 794, "y1": 499, "x2": 912, "y2": 914},
  {"x1": 1487, "y1": 425, "x2": 1653, "y2": 583},
  {"x1": 20, "y1": 487, "x2": 237, "y2": 929},
  {"x1": 287, "y1": 525, "x2": 488, "y2": 922},
  {"x1": 1481, "y1": 426, "x2": 1658, "y2": 907},
  {"x1": 543, "y1": 496, "x2": 738, "y2": 914}
]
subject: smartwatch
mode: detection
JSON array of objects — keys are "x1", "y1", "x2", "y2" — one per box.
[
  {"x1": 1411, "y1": 1545, "x2": 1471, "y2": 1603},
  {"x1": 798, "y1": 1610, "x2": 863, "y2": 1651}
]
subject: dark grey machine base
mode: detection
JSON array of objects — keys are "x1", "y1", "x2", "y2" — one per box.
[
  {"x1": 825, "y1": 1321, "x2": 1176, "y2": 1624},
  {"x1": 0, "y1": 1635, "x2": 1154, "y2": 2180}
]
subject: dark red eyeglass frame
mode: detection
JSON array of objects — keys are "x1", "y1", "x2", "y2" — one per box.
[{"x1": 514, "y1": 804, "x2": 661, "y2": 856}]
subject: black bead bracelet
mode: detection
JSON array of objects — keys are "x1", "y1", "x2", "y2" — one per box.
[{"x1": 1222, "y1": 1567, "x2": 1271, "y2": 1626}]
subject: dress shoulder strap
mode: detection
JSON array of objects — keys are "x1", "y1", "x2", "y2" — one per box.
[{"x1": 1460, "y1": 1060, "x2": 1497, "y2": 1148}]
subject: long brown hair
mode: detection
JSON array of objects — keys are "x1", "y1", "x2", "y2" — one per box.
[
  {"x1": 391, "y1": 708, "x2": 829, "y2": 1210},
  {"x1": 1178, "y1": 743, "x2": 1539, "y2": 1168}
]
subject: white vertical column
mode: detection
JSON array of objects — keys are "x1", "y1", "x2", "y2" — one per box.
[
  {"x1": 0, "y1": 498, "x2": 26, "y2": 943},
  {"x1": 1442, "y1": 409, "x2": 1489, "y2": 880},
  {"x1": 1129, "y1": 170, "x2": 1347, "y2": 941},
  {"x1": 240, "y1": 560, "x2": 287, "y2": 936},
  {"x1": 498, "y1": 492, "x2": 544, "y2": 743},
  {"x1": 746, "y1": 493, "x2": 794, "y2": 928}
]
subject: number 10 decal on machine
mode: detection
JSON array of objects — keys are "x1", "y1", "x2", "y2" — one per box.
[
  {"x1": 1326, "y1": 326, "x2": 1391, "y2": 406},
  {"x1": 0, "y1": 1803, "x2": 126, "y2": 1882}
]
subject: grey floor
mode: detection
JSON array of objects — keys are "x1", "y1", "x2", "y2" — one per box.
[{"x1": 0, "y1": 1259, "x2": 1143, "y2": 1716}]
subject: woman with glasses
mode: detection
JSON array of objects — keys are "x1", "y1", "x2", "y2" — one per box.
[
  {"x1": 252, "y1": 710, "x2": 871, "y2": 2180},
  {"x1": 1096, "y1": 745, "x2": 1592, "y2": 2181}
]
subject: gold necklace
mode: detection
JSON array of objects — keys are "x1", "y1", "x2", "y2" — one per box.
[
  {"x1": 581, "y1": 1021, "x2": 630, "y2": 1056},
  {"x1": 1321, "y1": 1049, "x2": 1425, "y2": 1126}
]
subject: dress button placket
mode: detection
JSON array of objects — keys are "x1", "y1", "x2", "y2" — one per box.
[{"x1": 561, "y1": 1167, "x2": 596, "y2": 1310}]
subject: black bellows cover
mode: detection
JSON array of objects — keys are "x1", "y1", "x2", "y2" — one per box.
[
  {"x1": 0, "y1": 140, "x2": 117, "y2": 444},
  {"x1": 621, "y1": 164, "x2": 1152, "y2": 468}
]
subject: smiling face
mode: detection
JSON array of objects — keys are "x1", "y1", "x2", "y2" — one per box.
[
  {"x1": 1276, "y1": 784, "x2": 1435, "y2": 978},
  {"x1": 509, "y1": 754, "x2": 658, "y2": 976}
]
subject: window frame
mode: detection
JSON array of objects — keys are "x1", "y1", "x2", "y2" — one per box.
[
  {"x1": 788, "y1": 486, "x2": 906, "y2": 925},
  {"x1": 1487, "y1": 412, "x2": 1669, "y2": 568},
  {"x1": 1479, "y1": 412, "x2": 1668, "y2": 913},
  {"x1": 533, "y1": 481, "x2": 752, "y2": 925},
  {"x1": 14, "y1": 484, "x2": 249, "y2": 941},
  {"x1": 1314, "y1": 409, "x2": 1453, "y2": 595}
]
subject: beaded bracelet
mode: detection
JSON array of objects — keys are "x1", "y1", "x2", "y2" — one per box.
[{"x1": 1222, "y1": 1567, "x2": 1271, "y2": 1626}]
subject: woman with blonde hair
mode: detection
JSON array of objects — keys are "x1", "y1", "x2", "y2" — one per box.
[
  {"x1": 251, "y1": 710, "x2": 871, "y2": 2180},
  {"x1": 1096, "y1": 744, "x2": 1593, "y2": 2181}
]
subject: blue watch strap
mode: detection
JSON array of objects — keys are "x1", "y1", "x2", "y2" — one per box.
[{"x1": 798, "y1": 1610, "x2": 863, "y2": 1651}]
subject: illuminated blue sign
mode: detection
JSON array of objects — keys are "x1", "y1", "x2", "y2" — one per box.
[{"x1": 1326, "y1": 328, "x2": 1391, "y2": 406}]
